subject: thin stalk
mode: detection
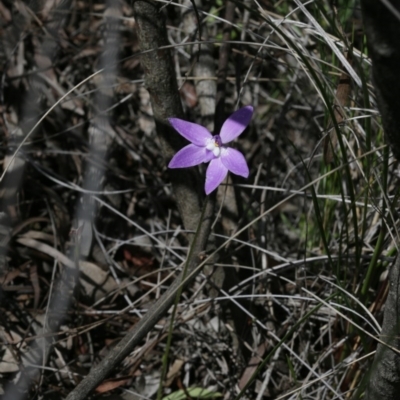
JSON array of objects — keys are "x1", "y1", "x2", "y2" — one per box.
[
  {"x1": 361, "y1": 146, "x2": 389, "y2": 298},
  {"x1": 157, "y1": 197, "x2": 209, "y2": 400}
]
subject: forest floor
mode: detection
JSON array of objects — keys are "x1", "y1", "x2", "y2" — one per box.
[{"x1": 0, "y1": 1, "x2": 397, "y2": 399}]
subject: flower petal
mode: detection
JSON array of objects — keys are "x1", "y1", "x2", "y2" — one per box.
[
  {"x1": 220, "y1": 148, "x2": 249, "y2": 178},
  {"x1": 219, "y1": 106, "x2": 253, "y2": 144},
  {"x1": 205, "y1": 158, "x2": 228, "y2": 195},
  {"x1": 168, "y1": 144, "x2": 209, "y2": 168},
  {"x1": 169, "y1": 118, "x2": 212, "y2": 146},
  {"x1": 204, "y1": 150, "x2": 215, "y2": 163}
]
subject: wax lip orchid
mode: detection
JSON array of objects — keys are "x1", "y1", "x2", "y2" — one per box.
[{"x1": 168, "y1": 106, "x2": 253, "y2": 194}]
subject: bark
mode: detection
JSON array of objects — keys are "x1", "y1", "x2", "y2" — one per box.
[
  {"x1": 133, "y1": 0, "x2": 205, "y2": 232},
  {"x1": 361, "y1": 0, "x2": 400, "y2": 159},
  {"x1": 181, "y1": 0, "x2": 216, "y2": 131},
  {"x1": 360, "y1": 1, "x2": 400, "y2": 399},
  {"x1": 363, "y1": 256, "x2": 400, "y2": 400}
]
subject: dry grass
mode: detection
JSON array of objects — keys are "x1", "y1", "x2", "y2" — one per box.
[{"x1": 0, "y1": 1, "x2": 397, "y2": 399}]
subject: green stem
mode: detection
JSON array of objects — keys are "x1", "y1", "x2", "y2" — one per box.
[{"x1": 157, "y1": 197, "x2": 209, "y2": 400}]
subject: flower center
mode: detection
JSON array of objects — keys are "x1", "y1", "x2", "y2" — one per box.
[{"x1": 206, "y1": 135, "x2": 222, "y2": 157}]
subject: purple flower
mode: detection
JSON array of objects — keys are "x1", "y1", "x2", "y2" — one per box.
[{"x1": 168, "y1": 106, "x2": 253, "y2": 194}]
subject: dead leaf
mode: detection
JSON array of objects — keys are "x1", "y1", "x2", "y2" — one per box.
[
  {"x1": 17, "y1": 237, "x2": 75, "y2": 268},
  {"x1": 323, "y1": 52, "x2": 352, "y2": 164},
  {"x1": 180, "y1": 82, "x2": 198, "y2": 108},
  {"x1": 1, "y1": 269, "x2": 21, "y2": 286},
  {"x1": 17, "y1": 237, "x2": 119, "y2": 300},
  {"x1": 123, "y1": 248, "x2": 154, "y2": 269},
  {"x1": 95, "y1": 376, "x2": 131, "y2": 393},
  {"x1": 165, "y1": 359, "x2": 185, "y2": 387},
  {"x1": 239, "y1": 340, "x2": 269, "y2": 390},
  {"x1": 29, "y1": 264, "x2": 40, "y2": 310},
  {"x1": 79, "y1": 261, "x2": 119, "y2": 300},
  {"x1": 0, "y1": 347, "x2": 19, "y2": 373}
]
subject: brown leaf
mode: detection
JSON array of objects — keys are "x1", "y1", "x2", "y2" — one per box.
[
  {"x1": 180, "y1": 82, "x2": 198, "y2": 108},
  {"x1": 1, "y1": 269, "x2": 21, "y2": 286},
  {"x1": 79, "y1": 261, "x2": 119, "y2": 300},
  {"x1": 0, "y1": 2, "x2": 12, "y2": 22},
  {"x1": 165, "y1": 358, "x2": 185, "y2": 387},
  {"x1": 323, "y1": 52, "x2": 352, "y2": 164},
  {"x1": 95, "y1": 377, "x2": 131, "y2": 393},
  {"x1": 239, "y1": 340, "x2": 269, "y2": 390},
  {"x1": 123, "y1": 248, "x2": 154, "y2": 270},
  {"x1": 29, "y1": 264, "x2": 40, "y2": 310}
]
